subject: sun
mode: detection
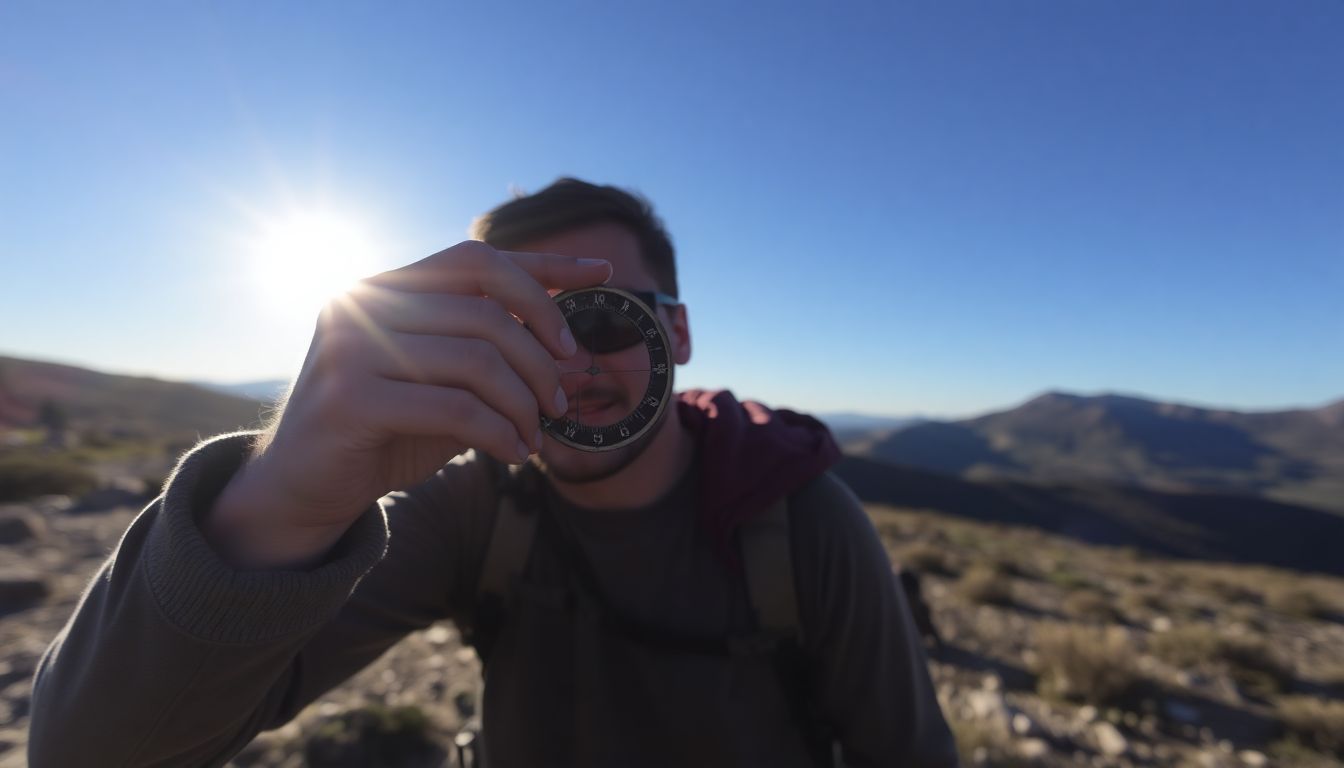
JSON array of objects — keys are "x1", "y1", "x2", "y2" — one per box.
[{"x1": 246, "y1": 209, "x2": 383, "y2": 321}]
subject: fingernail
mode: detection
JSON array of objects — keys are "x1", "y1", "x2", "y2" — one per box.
[
  {"x1": 533, "y1": 427, "x2": 544, "y2": 450},
  {"x1": 553, "y1": 386, "x2": 568, "y2": 415},
  {"x1": 560, "y1": 327, "x2": 577, "y2": 357},
  {"x1": 577, "y1": 258, "x2": 612, "y2": 284},
  {"x1": 516, "y1": 440, "x2": 530, "y2": 462}
]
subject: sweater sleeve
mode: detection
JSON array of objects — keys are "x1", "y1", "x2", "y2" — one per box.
[
  {"x1": 790, "y1": 472, "x2": 961, "y2": 768},
  {"x1": 27, "y1": 431, "x2": 494, "y2": 768}
]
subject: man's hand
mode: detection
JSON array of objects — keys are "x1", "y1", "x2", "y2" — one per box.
[{"x1": 206, "y1": 240, "x2": 611, "y2": 569}]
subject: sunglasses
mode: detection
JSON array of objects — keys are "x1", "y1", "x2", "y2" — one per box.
[{"x1": 566, "y1": 290, "x2": 680, "y2": 354}]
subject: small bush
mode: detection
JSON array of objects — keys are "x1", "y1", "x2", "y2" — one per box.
[
  {"x1": 1149, "y1": 624, "x2": 1223, "y2": 669},
  {"x1": 898, "y1": 543, "x2": 957, "y2": 577},
  {"x1": 1276, "y1": 695, "x2": 1344, "y2": 758},
  {"x1": 305, "y1": 703, "x2": 444, "y2": 768},
  {"x1": 1034, "y1": 624, "x2": 1139, "y2": 706},
  {"x1": 957, "y1": 566, "x2": 1014, "y2": 606},
  {"x1": 0, "y1": 454, "x2": 98, "y2": 502},
  {"x1": 1200, "y1": 578, "x2": 1261, "y2": 606},
  {"x1": 1267, "y1": 588, "x2": 1331, "y2": 620},
  {"x1": 1220, "y1": 634, "x2": 1294, "y2": 700},
  {"x1": 948, "y1": 717, "x2": 1034, "y2": 768},
  {"x1": 1118, "y1": 588, "x2": 1165, "y2": 618},
  {"x1": 1047, "y1": 568, "x2": 1094, "y2": 592},
  {"x1": 1064, "y1": 590, "x2": 1121, "y2": 624},
  {"x1": 1150, "y1": 624, "x2": 1293, "y2": 699}
]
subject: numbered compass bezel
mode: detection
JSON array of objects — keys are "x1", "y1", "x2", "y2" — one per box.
[{"x1": 541, "y1": 287, "x2": 673, "y2": 452}]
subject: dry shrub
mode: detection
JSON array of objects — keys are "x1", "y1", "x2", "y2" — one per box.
[
  {"x1": 1267, "y1": 587, "x2": 1331, "y2": 620},
  {"x1": 1200, "y1": 577, "x2": 1261, "y2": 606},
  {"x1": 1149, "y1": 624, "x2": 1223, "y2": 669},
  {"x1": 0, "y1": 454, "x2": 98, "y2": 502},
  {"x1": 304, "y1": 704, "x2": 444, "y2": 767},
  {"x1": 1047, "y1": 568, "x2": 1094, "y2": 592},
  {"x1": 1033, "y1": 624, "x2": 1139, "y2": 706},
  {"x1": 898, "y1": 542, "x2": 957, "y2": 577},
  {"x1": 1220, "y1": 634, "x2": 1294, "y2": 699},
  {"x1": 984, "y1": 553, "x2": 1036, "y2": 580},
  {"x1": 1150, "y1": 624, "x2": 1293, "y2": 699},
  {"x1": 1275, "y1": 695, "x2": 1344, "y2": 758},
  {"x1": 1118, "y1": 588, "x2": 1165, "y2": 618},
  {"x1": 957, "y1": 566, "x2": 1014, "y2": 606},
  {"x1": 1063, "y1": 590, "x2": 1121, "y2": 624},
  {"x1": 947, "y1": 717, "x2": 1034, "y2": 768}
]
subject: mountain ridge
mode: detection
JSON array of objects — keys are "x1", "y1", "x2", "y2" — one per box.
[{"x1": 852, "y1": 390, "x2": 1344, "y2": 514}]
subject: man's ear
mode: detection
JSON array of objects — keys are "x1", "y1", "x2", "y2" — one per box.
[{"x1": 668, "y1": 304, "x2": 691, "y2": 365}]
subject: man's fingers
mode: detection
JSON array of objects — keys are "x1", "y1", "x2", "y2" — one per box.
[
  {"x1": 329, "y1": 289, "x2": 568, "y2": 419},
  {"x1": 367, "y1": 333, "x2": 548, "y2": 444},
  {"x1": 362, "y1": 241, "x2": 609, "y2": 360},
  {"x1": 365, "y1": 380, "x2": 534, "y2": 465},
  {"x1": 500, "y1": 250, "x2": 613, "y2": 290}
]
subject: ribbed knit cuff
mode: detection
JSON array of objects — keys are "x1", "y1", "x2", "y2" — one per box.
[{"x1": 143, "y1": 431, "x2": 390, "y2": 645}]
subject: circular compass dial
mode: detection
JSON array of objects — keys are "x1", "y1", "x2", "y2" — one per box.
[{"x1": 541, "y1": 287, "x2": 672, "y2": 452}]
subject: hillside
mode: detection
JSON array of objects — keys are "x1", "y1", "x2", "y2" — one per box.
[
  {"x1": 834, "y1": 455, "x2": 1344, "y2": 577},
  {"x1": 855, "y1": 392, "x2": 1344, "y2": 514},
  {"x1": 0, "y1": 354, "x2": 268, "y2": 441}
]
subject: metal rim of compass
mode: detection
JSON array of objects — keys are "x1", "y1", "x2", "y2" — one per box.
[{"x1": 540, "y1": 286, "x2": 674, "y2": 452}]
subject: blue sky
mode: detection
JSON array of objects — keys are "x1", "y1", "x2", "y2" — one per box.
[{"x1": 2, "y1": 1, "x2": 1341, "y2": 417}]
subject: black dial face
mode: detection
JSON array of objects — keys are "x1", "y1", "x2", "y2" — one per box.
[{"x1": 541, "y1": 287, "x2": 673, "y2": 452}]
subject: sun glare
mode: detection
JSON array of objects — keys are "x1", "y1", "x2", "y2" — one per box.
[{"x1": 247, "y1": 209, "x2": 382, "y2": 320}]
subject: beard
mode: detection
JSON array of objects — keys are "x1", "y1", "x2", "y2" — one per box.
[{"x1": 536, "y1": 375, "x2": 672, "y2": 484}]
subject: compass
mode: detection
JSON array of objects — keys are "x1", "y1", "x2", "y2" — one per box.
[{"x1": 541, "y1": 287, "x2": 673, "y2": 452}]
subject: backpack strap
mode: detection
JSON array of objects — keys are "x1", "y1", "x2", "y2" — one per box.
[
  {"x1": 463, "y1": 456, "x2": 540, "y2": 667},
  {"x1": 478, "y1": 476, "x2": 539, "y2": 601},
  {"x1": 740, "y1": 496, "x2": 800, "y2": 641},
  {"x1": 742, "y1": 494, "x2": 839, "y2": 768}
]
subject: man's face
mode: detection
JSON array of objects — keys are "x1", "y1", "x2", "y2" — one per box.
[{"x1": 513, "y1": 221, "x2": 690, "y2": 484}]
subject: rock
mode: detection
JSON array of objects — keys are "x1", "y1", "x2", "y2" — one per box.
[
  {"x1": 1238, "y1": 750, "x2": 1267, "y2": 767},
  {"x1": 1017, "y1": 738, "x2": 1049, "y2": 759},
  {"x1": 0, "y1": 572, "x2": 50, "y2": 612},
  {"x1": 967, "y1": 690, "x2": 1007, "y2": 725},
  {"x1": 424, "y1": 625, "x2": 452, "y2": 645},
  {"x1": 1151, "y1": 616, "x2": 1173, "y2": 632},
  {"x1": 32, "y1": 495, "x2": 73, "y2": 514},
  {"x1": 1076, "y1": 705, "x2": 1098, "y2": 723},
  {"x1": 1011, "y1": 713, "x2": 1037, "y2": 737},
  {"x1": 71, "y1": 478, "x2": 147, "y2": 513},
  {"x1": 0, "y1": 513, "x2": 43, "y2": 544},
  {"x1": 1092, "y1": 722, "x2": 1128, "y2": 757}
]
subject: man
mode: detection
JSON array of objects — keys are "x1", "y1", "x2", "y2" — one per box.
[{"x1": 29, "y1": 179, "x2": 958, "y2": 767}]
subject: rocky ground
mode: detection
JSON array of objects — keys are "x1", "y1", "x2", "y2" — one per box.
[{"x1": 1, "y1": 491, "x2": 1342, "y2": 767}]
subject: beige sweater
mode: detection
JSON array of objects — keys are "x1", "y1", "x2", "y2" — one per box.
[{"x1": 28, "y1": 432, "x2": 958, "y2": 767}]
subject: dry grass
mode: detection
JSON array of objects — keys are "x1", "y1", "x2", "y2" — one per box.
[
  {"x1": 897, "y1": 542, "x2": 957, "y2": 577},
  {"x1": 1033, "y1": 624, "x2": 1140, "y2": 706},
  {"x1": 1063, "y1": 590, "x2": 1121, "y2": 623},
  {"x1": 1150, "y1": 624, "x2": 1293, "y2": 699},
  {"x1": 1266, "y1": 587, "x2": 1333, "y2": 620},
  {"x1": 1275, "y1": 695, "x2": 1344, "y2": 758},
  {"x1": 957, "y1": 566, "x2": 1014, "y2": 606}
]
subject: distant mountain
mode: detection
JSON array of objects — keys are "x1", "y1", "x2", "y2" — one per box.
[
  {"x1": 818, "y1": 412, "x2": 922, "y2": 446},
  {"x1": 857, "y1": 391, "x2": 1344, "y2": 513},
  {"x1": 0, "y1": 355, "x2": 268, "y2": 440},
  {"x1": 192, "y1": 379, "x2": 289, "y2": 403},
  {"x1": 834, "y1": 453, "x2": 1344, "y2": 576}
]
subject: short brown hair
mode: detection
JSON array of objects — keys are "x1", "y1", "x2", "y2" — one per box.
[{"x1": 471, "y1": 178, "x2": 678, "y2": 297}]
